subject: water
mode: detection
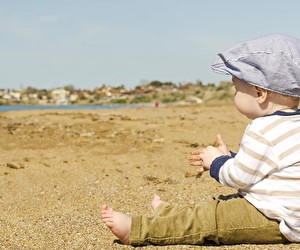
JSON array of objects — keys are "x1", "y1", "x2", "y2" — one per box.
[{"x1": 0, "y1": 104, "x2": 148, "y2": 112}]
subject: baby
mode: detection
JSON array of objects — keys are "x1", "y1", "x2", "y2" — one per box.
[{"x1": 102, "y1": 34, "x2": 300, "y2": 245}]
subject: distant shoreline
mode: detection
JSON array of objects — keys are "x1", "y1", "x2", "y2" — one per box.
[{"x1": 0, "y1": 103, "x2": 152, "y2": 112}]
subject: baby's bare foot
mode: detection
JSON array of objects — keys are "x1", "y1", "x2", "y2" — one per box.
[
  {"x1": 101, "y1": 204, "x2": 131, "y2": 245},
  {"x1": 151, "y1": 194, "x2": 163, "y2": 210}
]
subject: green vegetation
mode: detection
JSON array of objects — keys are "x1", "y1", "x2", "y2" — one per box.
[
  {"x1": 130, "y1": 95, "x2": 152, "y2": 104},
  {"x1": 161, "y1": 92, "x2": 185, "y2": 103},
  {"x1": 111, "y1": 98, "x2": 128, "y2": 104}
]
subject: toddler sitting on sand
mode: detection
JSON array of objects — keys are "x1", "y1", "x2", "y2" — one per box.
[{"x1": 102, "y1": 34, "x2": 300, "y2": 245}]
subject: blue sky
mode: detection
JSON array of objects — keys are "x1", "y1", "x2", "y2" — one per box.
[{"x1": 1, "y1": 0, "x2": 300, "y2": 90}]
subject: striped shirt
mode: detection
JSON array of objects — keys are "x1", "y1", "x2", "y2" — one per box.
[{"x1": 210, "y1": 110, "x2": 300, "y2": 242}]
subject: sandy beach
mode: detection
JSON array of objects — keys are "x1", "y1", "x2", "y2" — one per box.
[{"x1": 0, "y1": 103, "x2": 298, "y2": 249}]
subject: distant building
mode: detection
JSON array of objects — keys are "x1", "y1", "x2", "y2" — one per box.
[
  {"x1": 51, "y1": 88, "x2": 70, "y2": 105},
  {"x1": 69, "y1": 93, "x2": 79, "y2": 103},
  {"x1": 2, "y1": 91, "x2": 21, "y2": 101},
  {"x1": 10, "y1": 91, "x2": 21, "y2": 101}
]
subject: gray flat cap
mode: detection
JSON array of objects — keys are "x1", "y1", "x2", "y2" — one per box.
[{"x1": 211, "y1": 34, "x2": 300, "y2": 97}]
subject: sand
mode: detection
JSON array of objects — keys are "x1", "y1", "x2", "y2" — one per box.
[{"x1": 0, "y1": 103, "x2": 298, "y2": 249}]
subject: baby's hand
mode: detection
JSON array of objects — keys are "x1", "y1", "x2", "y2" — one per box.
[
  {"x1": 215, "y1": 134, "x2": 230, "y2": 155},
  {"x1": 188, "y1": 134, "x2": 230, "y2": 173},
  {"x1": 199, "y1": 146, "x2": 224, "y2": 169},
  {"x1": 188, "y1": 150, "x2": 202, "y2": 166},
  {"x1": 188, "y1": 150, "x2": 208, "y2": 174}
]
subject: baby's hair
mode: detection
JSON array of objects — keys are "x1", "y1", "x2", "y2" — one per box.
[{"x1": 268, "y1": 91, "x2": 300, "y2": 109}]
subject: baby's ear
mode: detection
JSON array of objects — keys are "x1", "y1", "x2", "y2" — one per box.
[{"x1": 255, "y1": 86, "x2": 268, "y2": 103}]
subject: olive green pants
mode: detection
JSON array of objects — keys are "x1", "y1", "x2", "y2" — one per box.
[{"x1": 129, "y1": 194, "x2": 288, "y2": 245}]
